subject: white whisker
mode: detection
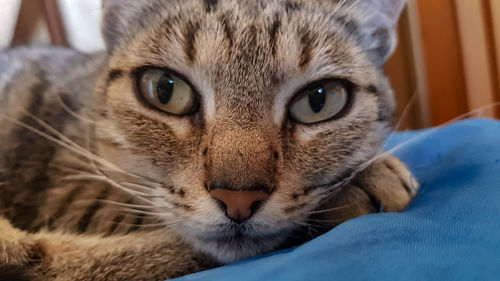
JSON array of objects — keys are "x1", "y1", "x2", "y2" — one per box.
[
  {"x1": 23, "y1": 110, "x2": 163, "y2": 189},
  {"x1": 0, "y1": 113, "x2": 127, "y2": 178},
  {"x1": 307, "y1": 203, "x2": 353, "y2": 215},
  {"x1": 62, "y1": 174, "x2": 159, "y2": 202},
  {"x1": 121, "y1": 208, "x2": 169, "y2": 217},
  {"x1": 56, "y1": 93, "x2": 102, "y2": 125},
  {"x1": 392, "y1": 89, "x2": 419, "y2": 133},
  {"x1": 1, "y1": 112, "x2": 165, "y2": 204},
  {"x1": 345, "y1": 0, "x2": 361, "y2": 14},
  {"x1": 101, "y1": 219, "x2": 167, "y2": 228},
  {"x1": 95, "y1": 199, "x2": 169, "y2": 210},
  {"x1": 21, "y1": 110, "x2": 128, "y2": 175},
  {"x1": 1, "y1": 113, "x2": 104, "y2": 162},
  {"x1": 122, "y1": 181, "x2": 163, "y2": 191},
  {"x1": 307, "y1": 217, "x2": 344, "y2": 224},
  {"x1": 332, "y1": 0, "x2": 348, "y2": 15},
  {"x1": 49, "y1": 163, "x2": 94, "y2": 175},
  {"x1": 290, "y1": 220, "x2": 321, "y2": 229}
]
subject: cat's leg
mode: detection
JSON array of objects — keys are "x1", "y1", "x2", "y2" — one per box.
[
  {"x1": 0, "y1": 217, "x2": 45, "y2": 279},
  {"x1": 0, "y1": 218, "x2": 216, "y2": 280},
  {"x1": 316, "y1": 156, "x2": 419, "y2": 223}
]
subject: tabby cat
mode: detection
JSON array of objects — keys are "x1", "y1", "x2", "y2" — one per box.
[{"x1": 0, "y1": 0, "x2": 418, "y2": 280}]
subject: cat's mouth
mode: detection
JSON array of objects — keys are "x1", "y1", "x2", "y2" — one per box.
[
  {"x1": 193, "y1": 224, "x2": 293, "y2": 263},
  {"x1": 201, "y1": 228, "x2": 285, "y2": 243}
]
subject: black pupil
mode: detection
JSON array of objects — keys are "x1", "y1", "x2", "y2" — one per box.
[
  {"x1": 308, "y1": 86, "x2": 326, "y2": 113},
  {"x1": 157, "y1": 74, "x2": 174, "y2": 104}
]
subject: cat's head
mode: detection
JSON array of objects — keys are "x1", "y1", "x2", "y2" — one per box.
[{"x1": 95, "y1": 0, "x2": 405, "y2": 263}]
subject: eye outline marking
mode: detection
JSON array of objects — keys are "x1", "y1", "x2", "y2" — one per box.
[
  {"x1": 132, "y1": 65, "x2": 202, "y2": 118},
  {"x1": 286, "y1": 78, "x2": 355, "y2": 126}
]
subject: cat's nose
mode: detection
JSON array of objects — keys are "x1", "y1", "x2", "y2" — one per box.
[{"x1": 210, "y1": 188, "x2": 270, "y2": 223}]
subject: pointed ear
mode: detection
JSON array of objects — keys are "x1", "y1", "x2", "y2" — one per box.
[
  {"x1": 101, "y1": 0, "x2": 126, "y2": 51},
  {"x1": 354, "y1": 0, "x2": 407, "y2": 66},
  {"x1": 370, "y1": 0, "x2": 407, "y2": 25},
  {"x1": 101, "y1": 0, "x2": 144, "y2": 52}
]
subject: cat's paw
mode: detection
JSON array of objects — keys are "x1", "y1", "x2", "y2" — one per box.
[
  {"x1": 0, "y1": 218, "x2": 44, "y2": 267},
  {"x1": 353, "y1": 156, "x2": 419, "y2": 212},
  {"x1": 316, "y1": 156, "x2": 419, "y2": 224}
]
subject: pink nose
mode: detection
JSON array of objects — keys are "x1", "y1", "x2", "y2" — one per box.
[{"x1": 210, "y1": 189, "x2": 270, "y2": 223}]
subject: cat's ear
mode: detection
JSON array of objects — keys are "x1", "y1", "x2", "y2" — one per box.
[
  {"x1": 355, "y1": 0, "x2": 407, "y2": 66},
  {"x1": 101, "y1": 0, "x2": 142, "y2": 52}
]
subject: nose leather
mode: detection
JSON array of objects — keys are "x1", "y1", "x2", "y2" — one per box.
[{"x1": 210, "y1": 189, "x2": 270, "y2": 222}]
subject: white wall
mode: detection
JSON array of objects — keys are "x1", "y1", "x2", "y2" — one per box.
[
  {"x1": 0, "y1": 0, "x2": 21, "y2": 49},
  {"x1": 57, "y1": 0, "x2": 106, "y2": 53}
]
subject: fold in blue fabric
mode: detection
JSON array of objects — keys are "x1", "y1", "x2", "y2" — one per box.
[{"x1": 175, "y1": 119, "x2": 500, "y2": 281}]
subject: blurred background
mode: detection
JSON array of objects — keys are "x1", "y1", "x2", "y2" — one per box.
[{"x1": 1, "y1": 0, "x2": 500, "y2": 129}]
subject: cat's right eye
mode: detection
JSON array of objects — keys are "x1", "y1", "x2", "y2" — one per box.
[
  {"x1": 288, "y1": 79, "x2": 350, "y2": 124},
  {"x1": 137, "y1": 68, "x2": 197, "y2": 115}
]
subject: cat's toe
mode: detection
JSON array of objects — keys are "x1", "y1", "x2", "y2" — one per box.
[{"x1": 352, "y1": 156, "x2": 419, "y2": 212}]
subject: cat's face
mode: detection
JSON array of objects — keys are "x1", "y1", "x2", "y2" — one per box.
[{"x1": 95, "y1": 0, "x2": 404, "y2": 262}]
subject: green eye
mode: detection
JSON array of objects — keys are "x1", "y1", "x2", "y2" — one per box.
[
  {"x1": 138, "y1": 69, "x2": 196, "y2": 115},
  {"x1": 289, "y1": 80, "x2": 349, "y2": 124}
]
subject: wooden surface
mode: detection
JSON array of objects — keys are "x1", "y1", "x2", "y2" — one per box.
[
  {"x1": 11, "y1": 0, "x2": 50, "y2": 45},
  {"x1": 416, "y1": 0, "x2": 469, "y2": 126},
  {"x1": 43, "y1": 0, "x2": 69, "y2": 46},
  {"x1": 386, "y1": 0, "x2": 500, "y2": 127},
  {"x1": 485, "y1": 0, "x2": 500, "y2": 116},
  {"x1": 455, "y1": 0, "x2": 497, "y2": 116},
  {"x1": 385, "y1": 9, "x2": 419, "y2": 130},
  {"x1": 11, "y1": 0, "x2": 67, "y2": 46}
]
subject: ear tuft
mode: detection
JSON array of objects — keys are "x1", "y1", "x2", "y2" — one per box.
[{"x1": 352, "y1": 0, "x2": 407, "y2": 66}]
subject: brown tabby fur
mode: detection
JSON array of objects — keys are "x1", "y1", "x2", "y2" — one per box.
[{"x1": 0, "y1": 0, "x2": 417, "y2": 280}]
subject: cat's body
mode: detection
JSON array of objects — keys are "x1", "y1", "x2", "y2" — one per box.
[{"x1": 0, "y1": 0, "x2": 417, "y2": 280}]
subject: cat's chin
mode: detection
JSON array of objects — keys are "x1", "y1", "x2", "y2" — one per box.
[{"x1": 184, "y1": 227, "x2": 292, "y2": 264}]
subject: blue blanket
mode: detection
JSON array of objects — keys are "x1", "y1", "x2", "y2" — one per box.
[{"x1": 176, "y1": 119, "x2": 500, "y2": 281}]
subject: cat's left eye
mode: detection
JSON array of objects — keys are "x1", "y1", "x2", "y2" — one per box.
[
  {"x1": 289, "y1": 79, "x2": 350, "y2": 124},
  {"x1": 137, "y1": 69, "x2": 196, "y2": 115}
]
